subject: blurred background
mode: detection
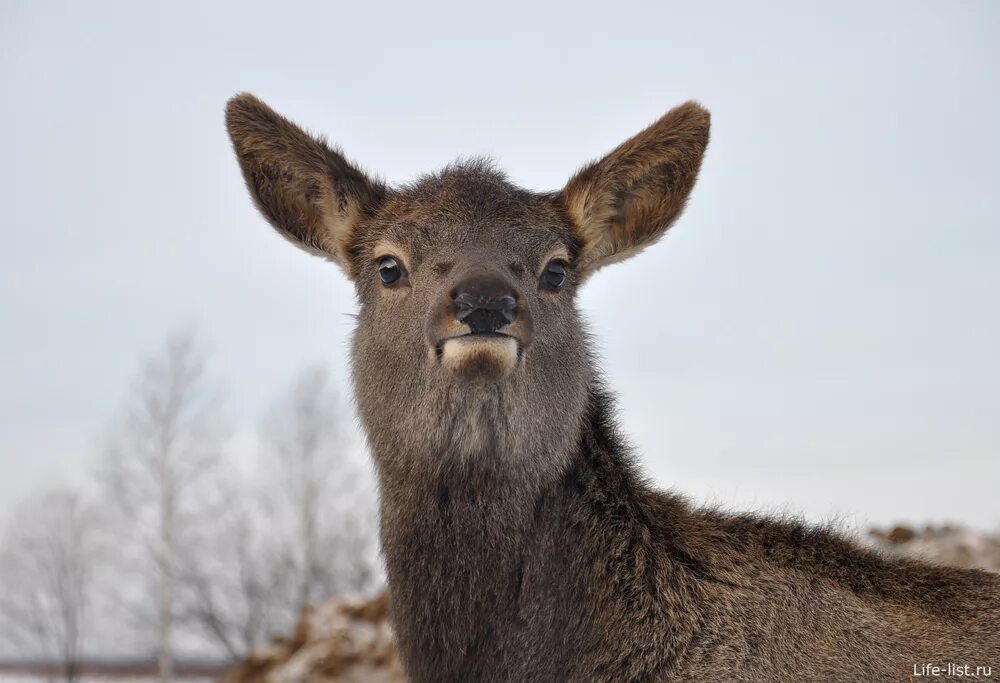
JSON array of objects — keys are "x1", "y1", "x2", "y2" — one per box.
[{"x1": 2, "y1": 0, "x2": 998, "y2": 680}]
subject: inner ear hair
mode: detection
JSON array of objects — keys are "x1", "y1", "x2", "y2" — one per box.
[
  {"x1": 559, "y1": 101, "x2": 710, "y2": 277},
  {"x1": 225, "y1": 93, "x2": 388, "y2": 274}
]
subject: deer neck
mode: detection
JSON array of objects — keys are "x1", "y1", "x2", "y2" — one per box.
[{"x1": 372, "y1": 386, "x2": 618, "y2": 679}]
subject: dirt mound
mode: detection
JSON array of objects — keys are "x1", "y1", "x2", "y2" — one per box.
[
  {"x1": 870, "y1": 525, "x2": 1000, "y2": 572},
  {"x1": 225, "y1": 591, "x2": 403, "y2": 683}
]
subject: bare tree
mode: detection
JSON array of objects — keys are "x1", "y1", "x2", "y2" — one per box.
[
  {"x1": 174, "y1": 476, "x2": 293, "y2": 659},
  {"x1": 174, "y1": 460, "x2": 377, "y2": 657},
  {"x1": 97, "y1": 330, "x2": 222, "y2": 682},
  {"x1": 93, "y1": 348, "x2": 375, "y2": 662},
  {"x1": 261, "y1": 366, "x2": 378, "y2": 612},
  {"x1": 0, "y1": 489, "x2": 99, "y2": 682}
]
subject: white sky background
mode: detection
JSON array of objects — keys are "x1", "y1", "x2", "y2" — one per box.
[{"x1": 1, "y1": 0, "x2": 998, "y2": 530}]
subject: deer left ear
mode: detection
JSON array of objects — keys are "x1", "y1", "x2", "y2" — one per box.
[
  {"x1": 225, "y1": 93, "x2": 387, "y2": 277},
  {"x1": 558, "y1": 102, "x2": 710, "y2": 277}
]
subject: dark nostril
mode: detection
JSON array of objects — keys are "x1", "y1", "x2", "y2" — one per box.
[
  {"x1": 498, "y1": 295, "x2": 517, "y2": 316},
  {"x1": 452, "y1": 290, "x2": 518, "y2": 334}
]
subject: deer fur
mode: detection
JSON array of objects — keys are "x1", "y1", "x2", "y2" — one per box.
[{"x1": 226, "y1": 93, "x2": 1000, "y2": 682}]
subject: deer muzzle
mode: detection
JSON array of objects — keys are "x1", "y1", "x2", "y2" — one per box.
[{"x1": 428, "y1": 272, "x2": 532, "y2": 380}]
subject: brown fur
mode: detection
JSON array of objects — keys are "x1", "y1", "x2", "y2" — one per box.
[
  {"x1": 225, "y1": 94, "x2": 387, "y2": 270},
  {"x1": 560, "y1": 102, "x2": 710, "y2": 276},
  {"x1": 226, "y1": 94, "x2": 1000, "y2": 682}
]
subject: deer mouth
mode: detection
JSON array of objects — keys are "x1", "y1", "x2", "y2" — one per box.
[{"x1": 435, "y1": 332, "x2": 521, "y2": 380}]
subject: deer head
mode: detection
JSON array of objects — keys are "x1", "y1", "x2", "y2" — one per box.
[{"x1": 226, "y1": 94, "x2": 709, "y2": 483}]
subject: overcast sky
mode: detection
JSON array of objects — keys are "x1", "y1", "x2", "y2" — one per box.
[{"x1": 2, "y1": 0, "x2": 998, "y2": 530}]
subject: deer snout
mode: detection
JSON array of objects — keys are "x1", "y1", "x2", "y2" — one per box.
[
  {"x1": 451, "y1": 275, "x2": 518, "y2": 334},
  {"x1": 427, "y1": 273, "x2": 532, "y2": 381}
]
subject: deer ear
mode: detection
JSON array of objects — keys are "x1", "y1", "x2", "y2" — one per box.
[
  {"x1": 225, "y1": 93, "x2": 387, "y2": 275},
  {"x1": 558, "y1": 102, "x2": 710, "y2": 276}
]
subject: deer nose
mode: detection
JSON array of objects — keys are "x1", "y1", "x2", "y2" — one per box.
[{"x1": 451, "y1": 275, "x2": 518, "y2": 334}]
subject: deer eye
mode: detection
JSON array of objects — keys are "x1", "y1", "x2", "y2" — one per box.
[
  {"x1": 540, "y1": 260, "x2": 567, "y2": 291},
  {"x1": 378, "y1": 256, "x2": 404, "y2": 286}
]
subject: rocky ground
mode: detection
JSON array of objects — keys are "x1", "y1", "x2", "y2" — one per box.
[{"x1": 228, "y1": 525, "x2": 1000, "y2": 682}]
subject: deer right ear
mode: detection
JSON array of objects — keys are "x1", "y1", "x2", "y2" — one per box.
[
  {"x1": 225, "y1": 93, "x2": 387, "y2": 276},
  {"x1": 558, "y1": 102, "x2": 710, "y2": 278}
]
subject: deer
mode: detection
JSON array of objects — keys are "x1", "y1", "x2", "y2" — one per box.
[{"x1": 225, "y1": 93, "x2": 1000, "y2": 682}]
